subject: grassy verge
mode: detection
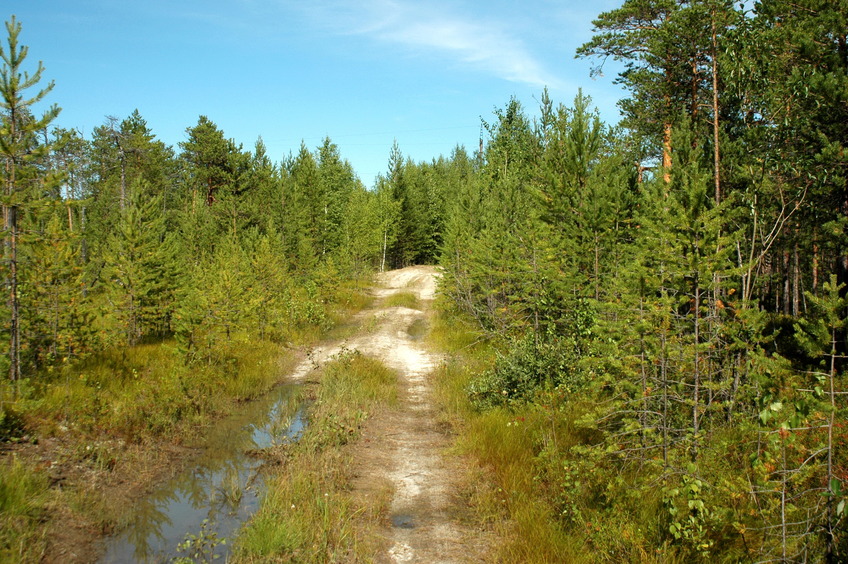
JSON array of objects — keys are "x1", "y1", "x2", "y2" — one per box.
[
  {"x1": 427, "y1": 305, "x2": 593, "y2": 562},
  {"x1": 428, "y1": 303, "x2": 760, "y2": 562},
  {"x1": 0, "y1": 271, "x2": 378, "y2": 562},
  {"x1": 233, "y1": 352, "x2": 397, "y2": 563},
  {"x1": 0, "y1": 334, "x2": 301, "y2": 563}
]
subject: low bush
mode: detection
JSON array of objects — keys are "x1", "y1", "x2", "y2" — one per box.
[{"x1": 467, "y1": 334, "x2": 588, "y2": 410}]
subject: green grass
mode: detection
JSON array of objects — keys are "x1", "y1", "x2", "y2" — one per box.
[
  {"x1": 432, "y1": 348, "x2": 672, "y2": 562},
  {"x1": 382, "y1": 291, "x2": 419, "y2": 309},
  {"x1": 0, "y1": 332, "x2": 305, "y2": 561},
  {"x1": 26, "y1": 334, "x2": 301, "y2": 444},
  {"x1": 0, "y1": 456, "x2": 49, "y2": 562},
  {"x1": 233, "y1": 353, "x2": 397, "y2": 563},
  {"x1": 427, "y1": 304, "x2": 769, "y2": 562},
  {"x1": 427, "y1": 303, "x2": 487, "y2": 355}
]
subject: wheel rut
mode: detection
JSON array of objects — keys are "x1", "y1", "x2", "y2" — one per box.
[{"x1": 288, "y1": 265, "x2": 492, "y2": 563}]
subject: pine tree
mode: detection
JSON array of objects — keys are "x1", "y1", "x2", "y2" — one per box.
[
  {"x1": 795, "y1": 275, "x2": 846, "y2": 561},
  {"x1": 316, "y1": 137, "x2": 358, "y2": 259},
  {"x1": 538, "y1": 91, "x2": 635, "y2": 303},
  {"x1": 578, "y1": 0, "x2": 742, "y2": 186},
  {"x1": 441, "y1": 98, "x2": 547, "y2": 335},
  {"x1": 180, "y1": 116, "x2": 235, "y2": 207},
  {"x1": 102, "y1": 181, "x2": 177, "y2": 345},
  {"x1": 0, "y1": 15, "x2": 61, "y2": 381},
  {"x1": 243, "y1": 229, "x2": 287, "y2": 340},
  {"x1": 753, "y1": 0, "x2": 848, "y2": 307},
  {"x1": 283, "y1": 143, "x2": 321, "y2": 272},
  {"x1": 21, "y1": 212, "x2": 96, "y2": 368},
  {"x1": 339, "y1": 185, "x2": 385, "y2": 275},
  {"x1": 374, "y1": 175, "x2": 401, "y2": 273}
]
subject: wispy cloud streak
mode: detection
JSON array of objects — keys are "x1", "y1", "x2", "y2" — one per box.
[{"x1": 299, "y1": 0, "x2": 565, "y2": 89}]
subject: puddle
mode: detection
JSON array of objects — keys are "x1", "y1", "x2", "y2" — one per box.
[
  {"x1": 99, "y1": 384, "x2": 304, "y2": 563},
  {"x1": 391, "y1": 514, "x2": 415, "y2": 529},
  {"x1": 406, "y1": 318, "x2": 428, "y2": 341}
]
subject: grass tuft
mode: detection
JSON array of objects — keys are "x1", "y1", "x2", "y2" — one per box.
[
  {"x1": 29, "y1": 336, "x2": 299, "y2": 444},
  {"x1": 427, "y1": 304, "x2": 487, "y2": 355},
  {"x1": 382, "y1": 291, "x2": 419, "y2": 310},
  {"x1": 0, "y1": 296, "x2": 343, "y2": 561}
]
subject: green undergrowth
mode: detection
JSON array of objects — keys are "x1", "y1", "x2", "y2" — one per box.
[
  {"x1": 0, "y1": 276, "x2": 372, "y2": 561},
  {"x1": 6, "y1": 279, "x2": 375, "y2": 444},
  {"x1": 429, "y1": 307, "x2": 676, "y2": 562},
  {"x1": 331, "y1": 278, "x2": 375, "y2": 315},
  {"x1": 233, "y1": 351, "x2": 397, "y2": 563},
  {"x1": 427, "y1": 305, "x2": 600, "y2": 562},
  {"x1": 428, "y1": 302, "x2": 830, "y2": 562},
  {"x1": 0, "y1": 333, "x2": 302, "y2": 562},
  {"x1": 19, "y1": 335, "x2": 296, "y2": 444}
]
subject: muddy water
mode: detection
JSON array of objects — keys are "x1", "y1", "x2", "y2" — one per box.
[
  {"x1": 405, "y1": 317, "x2": 428, "y2": 341},
  {"x1": 99, "y1": 385, "x2": 304, "y2": 563}
]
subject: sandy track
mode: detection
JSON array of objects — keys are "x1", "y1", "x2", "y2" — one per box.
[{"x1": 289, "y1": 265, "x2": 491, "y2": 563}]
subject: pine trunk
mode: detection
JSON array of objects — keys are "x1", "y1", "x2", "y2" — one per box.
[{"x1": 662, "y1": 122, "x2": 672, "y2": 185}]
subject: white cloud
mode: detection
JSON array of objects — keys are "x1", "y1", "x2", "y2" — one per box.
[{"x1": 297, "y1": 0, "x2": 566, "y2": 90}]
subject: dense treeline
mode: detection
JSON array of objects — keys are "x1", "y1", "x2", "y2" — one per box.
[
  {"x1": 0, "y1": 22, "x2": 452, "y2": 380},
  {"x1": 436, "y1": 1, "x2": 847, "y2": 561},
  {"x1": 0, "y1": 0, "x2": 846, "y2": 561}
]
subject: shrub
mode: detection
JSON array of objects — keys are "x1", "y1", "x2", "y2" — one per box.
[{"x1": 467, "y1": 334, "x2": 587, "y2": 410}]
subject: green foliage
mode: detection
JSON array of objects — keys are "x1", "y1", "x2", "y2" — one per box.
[
  {"x1": 663, "y1": 473, "x2": 715, "y2": 558},
  {"x1": 21, "y1": 212, "x2": 98, "y2": 369},
  {"x1": 175, "y1": 518, "x2": 226, "y2": 563},
  {"x1": 382, "y1": 291, "x2": 419, "y2": 309},
  {"x1": 30, "y1": 335, "x2": 295, "y2": 443},
  {"x1": 434, "y1": 82, "x2": 846, "y2": 561},
  {"x1": 0, "y1": 15, "x2": 63, "y2": 383},
  {"x1": 0, "y1": 7, "x2": 844, "y2": 562},
  {"x1": 381, "y1": 141, "x2": 447, "y2": 268},
  {"x1": 0, "y1": 401, "x2": 24, "y2": 442},
  {"x1": 180, "y1": 115, "x2": 247, "y2": 208},
  {"x1": 795, "y1": 275, "x2": 847, "y2": 362},
  {"x1": 102, "y1": 182, "x2": 178, "y2": 345},
  {"x1": 467, "y1": 333, "x2": 587, "y2": 410}
]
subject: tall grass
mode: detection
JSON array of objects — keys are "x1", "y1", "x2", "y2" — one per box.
[
  {"x1": 0, "y1": 288, "x2": 353, "y2": 561},
  {"x1": 233, "y1": 353, "x2": 397, "y2": 563},
  {"x1": 427, "y1": 303, "x2": 486, "y2": 355},
  {"x1": 0, "y1": 456, "x2": 49, "y2": 562},
  {"x1": 0, "y1": 333, "x2": 304, "y2": 561},
  {"x1": 27, "y1": 335, "x2": 299, "y2": 443}
]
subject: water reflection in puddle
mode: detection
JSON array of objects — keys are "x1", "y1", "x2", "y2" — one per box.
[
  {"x1": 99, "y1": 385, "x2": 304, "y2": 563},
  {"x1": 391, "y1": 513, "x2": 415, "y2": 529},
  {"x1": 406, "y1": 318, "x2": 428, "y2": 341}
]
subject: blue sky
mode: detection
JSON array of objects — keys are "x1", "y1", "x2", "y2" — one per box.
[{"x1": 12, "y1": 0, "x2": 625, "y2": 187}]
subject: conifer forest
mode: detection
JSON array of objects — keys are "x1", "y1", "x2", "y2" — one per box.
[{"x1": 0, "y1": 1, "x2": 847, "y2": 562}]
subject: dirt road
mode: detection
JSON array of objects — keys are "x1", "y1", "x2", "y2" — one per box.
[{"x1": 289, "y1": 265, "x2": 491, "y2": 563}]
